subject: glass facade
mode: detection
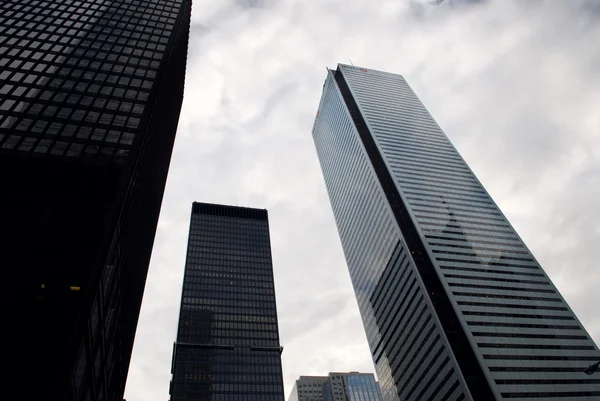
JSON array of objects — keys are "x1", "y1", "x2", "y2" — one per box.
[
  {"x1": 0, "y1": 0, "x2": 191, "y2": 400},
  {"x1": 288, "y1": 372, "x2": 382, "y2": 401},
  {"x1": 169, "y1": 202, "x2": 285, "y2": 401},
  {"x1": 312, "y1": 70, "x2": 469, "y2": 401},
  {"x1": 313, "y1": 64, "x2": 600, "y2": 400}
]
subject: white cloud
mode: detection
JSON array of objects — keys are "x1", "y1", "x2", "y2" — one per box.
[{"x1": 125, "y1": 1, "x2": 600, "y2": 400}]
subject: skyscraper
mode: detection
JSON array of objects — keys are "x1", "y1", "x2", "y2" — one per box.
[
  {"x1": 169, "y1": 202, "x2": 285, "y2": 401},
  {"x1": 0, "y1": 0, "x2": 191, "y2": 399},
  {"x1": 311, "y1": 64, "x2": 600, "y2": 400},
  {"x1": 288, "y1": 372, "x2": 383, "y2": 401}
]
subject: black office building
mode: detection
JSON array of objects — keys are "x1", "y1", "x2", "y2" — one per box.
[
  {"x1": 312, "y1": 64, "x2": 600, "y2": 400},
  {"x1": 169, "y1": 202, "x2": 285, "y2": 401},
  {"x1": 0, "y1": 0, "x2": 191, "y2": 400}
]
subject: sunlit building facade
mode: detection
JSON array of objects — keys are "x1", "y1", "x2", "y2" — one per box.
[{"x1": 312, "y1": 64, "x2": 600, "y2": 400}]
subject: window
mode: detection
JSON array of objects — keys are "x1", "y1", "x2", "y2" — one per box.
[
  {"x1": 16, "y1": 118, "x2": 33, "y2": 131},
  {"x1": 61, "y1": 124, "x2": 78, "y2": 137},
  {"x1": 50, "y1": 141, "x2": 68, "y2": 156},
  {"x1": 9, "y1": 72, "x2": 24, "y2": 82},
  {"x1": 66, "y1": 142, "x2": 84, "y2": 157},
  {"x1": 47, "y1": 122, "x2": 63, "y2": 136},
  {"x1": 34, "y1": 139, "x2": 52, "y2": 154},
  {"x1": 90, "y1": 128, "x2": 106, "y2": 141},
  {"x1": 18, "y1": 136, "x2": 37, "y2": 151},
  {"x1": 0, "y1": 84, "x2": 14, "y2": 95},
  {"x1": 0, "y1": 99, "x2": 15, "y2": 111},
  {"x1": 23, "y1": 74, "x2": 38, "y2": 84}
]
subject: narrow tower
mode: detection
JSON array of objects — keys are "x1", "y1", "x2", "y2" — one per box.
[
  {"x1": 311, "y1": 64, "x2": 600, "y2": 400},
  {"x1": 169, "y1": 202, "x2": 285, "y2": 401}
]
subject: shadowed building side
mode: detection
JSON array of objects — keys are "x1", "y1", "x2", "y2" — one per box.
[{"x1": 0, "y1": 0, "x2": 192, "y2": 399}]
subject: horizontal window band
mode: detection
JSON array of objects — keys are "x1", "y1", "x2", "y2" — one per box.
[
  {"x1": 380, "y1": 140, "x2": 456, "y2": 158},
  {"x1": 496, "y1": 378, "x2": 600, "y2": 385},
  {"x1": 453, "y1": 291, "x2": 562, "y2": 302},
  {"x1": 472, "y1": 332, "x2": 586, "y2": 340},
  {"x1": 412, "y1": 200, "x2": 504, "y2": 216},
  {"x1": 429, "y1": 238, "x2": 525, "y2": 251},
  {"x1": 459, "y1": 301, "x2": 567, "y2": 311},
  {"x1": 402, "y1": 186, "x2": 491, "y2": 203},
  {"x1": 469, "y1": 321, "x2": 580, "y2": 330},
  {"x1": 424, "y1": 228, "x2": 518, "y2": 242},
  {"x1": 501, "y1": 390, "x2": 600, "y2": 398},
  {"x1": 429, "y1": 242, "x2": 529, "y2": 255},
  {"x1": 478, "y1": 343, "x2": 594, "y2": 350},
  {"x1": 433, "y1": 249, "x2": 534, "y2": 263},
  {"x1": 383, "y1": 144, "x2": 463, "y2": 162},
  {"x1": 415, "y1": 211, "x2": 507, "y2": 226},
  {"x1": 437, "y1": 257, "x2": 539, "y2": 270},
  {"x1": 440, "y1": 264, "x2": 544, "y2": 277},
  {"x1": 484, "y1": 355, "x2": 599, "y2": 361},
  {"x1": 445, "y1": 274, "x2": 548, "y2": 286},
  {"x1": 396, "y1": 161, "x2": 474, "y2": 180},
  {"x1": 463, "y1": 311, "x2": 573, "y2": 320},
  {"x1": 449, "y1": 282, "x2": 555, "y2": 294},
  {"x1": 490, "y1": 366, "x2": 594, "y2": 372},
  {"x1": 422, "y1": 222, "x2": 516, "y2": 236}
]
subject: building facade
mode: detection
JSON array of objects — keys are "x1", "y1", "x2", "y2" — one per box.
[
  {"x1": 288, "y1": 372, "x2": 382, "y2": 401},
  {"x1": 0, "y1": 0, "x2": 191, "y2": 399},
  {"x1": 288, "y1": 376, "x2": 329, "y2": 401},
  {"x1": 311, "y1": 64, "x2": 600, "y2": 400},
  {"x1": 169, "y1": 202, "x2": 285, "y2": 401}
]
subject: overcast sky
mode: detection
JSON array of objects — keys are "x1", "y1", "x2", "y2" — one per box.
[{"x1": 124, "y1": 1, "x2": 600, "y2": 399}]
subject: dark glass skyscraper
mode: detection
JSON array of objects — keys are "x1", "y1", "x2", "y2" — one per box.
[
  {"x1": 0, "y1": 0, "x2": 191, "y2": 400},
  {"x1": 312, "y1": 64, "x2": 600, "y2": 401},
  {"x1": 288, "y1": 372, "x2": 382, "y2": 401},
  {"x1": 169, "y1": 202, "x2": 285, "y2": 401}
]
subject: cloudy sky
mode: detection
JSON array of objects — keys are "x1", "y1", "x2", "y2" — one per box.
[{"x1": 124, "y1": 0, "x2": 600, "y2": 399}]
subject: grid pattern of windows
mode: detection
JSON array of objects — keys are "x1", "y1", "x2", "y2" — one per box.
[
  {"x1": 288, "y1": 373, "x2": 383, "y2": 401},
  {"x1": 0, "y1": 0, "x2": 180, "y2": 162},
  {"x1": 331, "y1": 373, "x2": 382, "y2": 401},
  {"x1": 312, "y1": 73, "x2": 469, "y2": 401},
  {"x1": 288, "y1": 376, "x2": 329, "y2": 401},
  {"x1": 170, "y1": 202, "x2": 285, "y2": 401},
  {"x1": 319, "y1": 63, "x2": 600, "y2": 400},
  {"x1": 0, "y1": 0, "x2": 191, "y2": 400}
]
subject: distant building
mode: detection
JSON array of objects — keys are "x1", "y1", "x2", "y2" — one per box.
[
  {"x1": 169, "y1": 202, "x2": 285, "y2": 401},
  {"x1": 288, "y1": 376, "x2": 329, "y2": 401},
  {"x1": 288, "y1": 372, "x2": 382, "y2": 401},
  {"x1": 311, "y1": 63, "x2": 600, "y2": 400}
]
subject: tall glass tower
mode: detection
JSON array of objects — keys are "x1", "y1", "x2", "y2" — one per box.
[
  {"x1": 312, "y1": 64, "x2": 600, "y2": 401},
  {"x1": 0, "y1": 0, "x2": 191, "y2": 400},
  {"x1": 169, "y1": 202, "x2": 285, "y2": 401}
]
